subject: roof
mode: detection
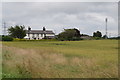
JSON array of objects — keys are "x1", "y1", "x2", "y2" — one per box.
[
  {"x1": 26, "y1": 30, "x2": 54, "y2": 34},
  {"x1": 81, "y1": 36, "x2": 93, "y2": 40}
]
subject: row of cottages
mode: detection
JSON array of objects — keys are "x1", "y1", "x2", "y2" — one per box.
[{"x1": 25, "y1": 27, "x2": 55, "y2": 40}]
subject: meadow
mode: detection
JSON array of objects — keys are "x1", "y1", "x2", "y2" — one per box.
[{"x1": 2, "y1": 40, "x2": 118, "y2": 78}]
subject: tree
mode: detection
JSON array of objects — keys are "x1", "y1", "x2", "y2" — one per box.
[
  {"x1": 8, "y1": 25, "x2": 26, "y2": 39},
  {"x1": 57, "y1": 28, "x2": 81, "y2": 41},
  {"x1": 103, "y1": 35, "x2": 108, "y2": 39},
  {"x1": 93, "y1": 31, "x2": 102, "y2": 38}
]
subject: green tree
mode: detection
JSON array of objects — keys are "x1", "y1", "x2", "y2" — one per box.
[
  {"x1": 103, "y1": 35, "x2": 108, "y2": 39},
  {"x1": 93, "y1": 31, "x2": 102, "y2": 38},
  {"x1": 57, "y1": 28, "x2": 81, "y2": 41},
  {"x1": 8, "y1": 25, "x2": 26, "y2": 39}
]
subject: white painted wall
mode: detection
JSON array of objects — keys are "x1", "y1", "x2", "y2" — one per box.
[
  {"x1": 46, "y1": 34, "x2": 54, "y2": 36},
  {"x1": 25, "y1": 33, "x2": 54, "y2": 40}
]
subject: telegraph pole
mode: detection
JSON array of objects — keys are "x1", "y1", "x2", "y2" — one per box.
[
  {"x1": 3, "y1": 22, "x2": 7, "y2": 36},
  {"x1": 105, "y1": 18, "x2": 108, "y2": 39},
  {"x1": 2, "y1": 22, "x2": 7, "y2": 35}
]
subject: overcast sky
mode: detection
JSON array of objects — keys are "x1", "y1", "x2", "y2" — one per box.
[{"x1": 2, "y1": 2, "x2": 118, "y2": 37}]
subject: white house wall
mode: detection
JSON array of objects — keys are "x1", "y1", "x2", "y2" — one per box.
[
  {"x1": 25, "y1": 33, "x2": 49, "y2": 40},
  {"x1": 46, "y1": 34, "x2": 54, "y2": 36}
]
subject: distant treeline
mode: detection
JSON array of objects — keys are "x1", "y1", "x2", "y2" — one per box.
[
  {"x1": 109, "y1": 37, "x2": 120, "y2": 40},
  {"x1": 0, "y1": 25, "x2": 119, "y2": 41}
]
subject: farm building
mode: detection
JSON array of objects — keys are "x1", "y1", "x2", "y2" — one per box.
[
  {"x1": 80, "y1": 34, "x2": 93, "y2": 40},
  {"x1": 25, "y1": 27, "x2": 55, "y2": 40}
]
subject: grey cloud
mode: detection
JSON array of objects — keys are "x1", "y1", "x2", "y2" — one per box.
[
  {"x1": 0, "y1": 3, "x2": 2, "y2": 34},
  {"x1": 2, "y1": 2, "x2": 118, "y2": 36}
]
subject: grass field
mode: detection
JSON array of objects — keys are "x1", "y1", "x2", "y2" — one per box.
[{"x1": 2, "y1": 40, "x2": 118, "y2": 78}]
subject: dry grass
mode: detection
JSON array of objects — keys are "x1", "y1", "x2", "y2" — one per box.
[{"x1": 2, "y1": 40, "x2": 118, "y2": 78}]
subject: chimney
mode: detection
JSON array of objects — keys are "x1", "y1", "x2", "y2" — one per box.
[
  {"x1": 28, "y1": 27, "x2": 31, "y2": 31},
  {"x1": 43, "y1": 27, "x2": 46, "y2": 31}
]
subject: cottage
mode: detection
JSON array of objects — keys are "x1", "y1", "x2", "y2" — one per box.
[{"x1": 25, "y1": 27, "x2": 55, "y2": 40}]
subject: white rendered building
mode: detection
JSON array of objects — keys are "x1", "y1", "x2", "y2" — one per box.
[{"x1": 25, "y1": 27, "x2": 55, "y2": 40}]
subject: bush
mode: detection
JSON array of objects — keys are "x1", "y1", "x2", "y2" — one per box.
[
  {"x1": 93, "y1": 37, "x2": 102, "y2": 40},
  {"x1": 57, "y1": 28, "x2": 81, "y2": 41},
  {"x1": 0, "y1": 35, "x2": 2, "y2": 41},
  {"x1": 72, "y1": 37, "x2": 83, "y2": 41},
  {"x1": 13, "y1": 38, "x2": 27, "y2": 41},
  {"x1": 2, "y1": 36, "x2": 13, "y2": 41},
  {"x1": 13, "y1": 38, "x2": 58, "y2": 41},
  {"x1": 93, "y1": 31, "x2": 102, "y2": 37},
  {"x1": 56, "y1": 37, "x2": 83, "y2": 41}
]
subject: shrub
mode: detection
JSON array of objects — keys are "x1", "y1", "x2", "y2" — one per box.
[
  {"x1": 93, "y1": 37, "x2": 102, "y2": 40},
  {"x1": 13, "y1": 38, "x2": 27, "y2": 41},
  {"x1": 2, "y1": 36, "x2": 13, "y2": 41},
  {"x1": 56, "y1": 37, "x2": 83, "y2": 41},
  {"x1": 13, "y1": 38, "x2": 58, "y2": 41},
  {"x1": 93, "y1": 31, "x2": 102, "y2": 38},
  {"x1": 0, "y1": 35, "x2": 2, "y2": 41},
  {"x1": 57, "y1": 28, "x2": 81, "y2": 41},
  {"x1": 72, "y1": 37, "x2": 83, "y2": 41}
]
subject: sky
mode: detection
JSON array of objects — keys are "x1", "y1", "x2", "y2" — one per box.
[{"x1": 1, "y1": 1, "x2": 119, "y2": 37}]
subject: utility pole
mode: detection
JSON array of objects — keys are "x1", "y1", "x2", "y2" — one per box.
[
  {"x1": 105, "y1": 18, "x2": 108, "y2": 39},
  {"x1": 3, "y1": 22, "x2": 7, "y2": 36}
]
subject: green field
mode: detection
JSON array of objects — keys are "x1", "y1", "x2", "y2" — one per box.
[{"x1": 2, "y1": 40, "x2": 118, "y2": 78}]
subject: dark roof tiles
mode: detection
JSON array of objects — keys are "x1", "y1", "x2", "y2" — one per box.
[{"x1": 26, "y1": 30, "x2": 54, "y2": 34}]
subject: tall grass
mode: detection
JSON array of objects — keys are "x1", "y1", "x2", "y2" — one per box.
[
  {"x1": 0, "y1": 41, "x2": 2, "y2": 79},
  {"x1": 2, "y1": 40, "x2": 118, "y2": 78}
]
